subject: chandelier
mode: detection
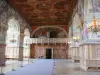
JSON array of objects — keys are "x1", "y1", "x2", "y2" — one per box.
[{"x1": 91, "y1": 0, "x2": 100, "y2": 32}]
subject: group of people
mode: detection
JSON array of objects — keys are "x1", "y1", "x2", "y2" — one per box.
[{"x1": 39, "y1": 56, "x2": 44, "y2": 59}]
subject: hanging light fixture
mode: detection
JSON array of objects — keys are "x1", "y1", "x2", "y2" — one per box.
[
  {"x1": 92, "y1": 0, "x2": 98, "y2": 32},
  {"x1": 93, "y1": 16, "x2": 96, "y2": 29}
]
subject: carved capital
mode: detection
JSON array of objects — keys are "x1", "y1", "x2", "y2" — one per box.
[{"x1": 20, "y1": 32, "x2": 25, "y2": 39}]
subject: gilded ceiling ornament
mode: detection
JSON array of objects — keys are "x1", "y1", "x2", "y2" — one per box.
[
  {"x1": 55, "y1": 17, "x2": 66, "y2": 22},
  {"x1": 55, "y1": 11, "x2": 67, "y2": 18},
  {"x1": 8, "y1": 0, "x2": 77, "y2": 25},
  {"x1": 54, "y1": 1, "x2": 67, "y2": 9},
  {"x1": 23, "y1": 8, "x2": 34, "y2": 12},
  {"x1": 31, "y1": 18, "x2": 42, "y2": 23},
  {"x1": 28, "y1": 13, "x2": 38, "y2": 19},
  {"x1": 36, "y1": 2, "x2": 51, "y2": 10},
  {"x1": 40, "y1": 12, "x2": 51, "y2": 17}
]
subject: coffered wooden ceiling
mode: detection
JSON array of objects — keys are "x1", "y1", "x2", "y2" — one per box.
[{"x1": 7, "y1": 0, "x2": 77, "y2": 26}]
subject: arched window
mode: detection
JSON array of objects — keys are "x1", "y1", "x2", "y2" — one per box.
[{"x1": 6, "y1": 18, "x2": 20, "y2": 59}]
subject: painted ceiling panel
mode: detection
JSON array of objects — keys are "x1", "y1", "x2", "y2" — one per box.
[{"x1": 7, "y1": 0, "x2": 77, "y2": 26}]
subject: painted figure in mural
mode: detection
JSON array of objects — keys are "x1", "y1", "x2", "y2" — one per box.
[
  {"x1": 94, "y1": 2, "x2": 100, "y2": 12},
  {"x1": 93, "y1": 0, "x2": 100, "y2": 12}
]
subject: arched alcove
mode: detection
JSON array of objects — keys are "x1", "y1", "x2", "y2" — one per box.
[
  {"x1": 30, "y1": 26, "x2": 68, "y2": 59},
  {"x1": 31, "y1": 26, "x2": 67, "y2": 38},
  {"x1": 6, "y1": 17, "x2": 20, "y2": 59}
]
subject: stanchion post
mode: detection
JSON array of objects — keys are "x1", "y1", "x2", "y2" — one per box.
[
  {"x1": 0, "y1": 65, "x2": 4, "y2": 75},
  {"x1": 12, "y1": 34, "x2": 15, "y2": 71}
]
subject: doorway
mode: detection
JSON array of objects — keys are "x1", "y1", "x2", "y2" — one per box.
[{"x1": 46, "y1": 48, "x2": 52, "y2": 59}]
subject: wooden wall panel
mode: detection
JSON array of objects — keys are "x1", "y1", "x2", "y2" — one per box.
[
  {"x1": 53, "y1": 49, "x2": 67, "y2": 59},
  {"x1": 30, "y1": 43, "x2": 68, "y2": 59},
  {"x1": 34, "y1": 45, "x2": 46, "y2": 58},
  {"x1": 30, "y1": 44, "x2": 35, "y2": 58}
]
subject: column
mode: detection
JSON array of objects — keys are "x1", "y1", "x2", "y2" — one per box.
[
  {"x1": 83, "y1": 21, "x2": 88, "y2": 41},
  {"x1": 0, "y1": 33, "x2": 6, "y2": 66},
  {"x1": 18, "y1": 32, "x2": 24, "y2": 61},
  {"x1": 0, "y1": 32, "x2": 6, "y2": 75}
]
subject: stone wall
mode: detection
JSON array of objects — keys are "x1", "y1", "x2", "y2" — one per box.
[
  {"x1": 0, "y1": 0, "x2": 30, "y2": 35},
  {"x1": 0, "y1": 0, "x2": 31, "y2": 65}
]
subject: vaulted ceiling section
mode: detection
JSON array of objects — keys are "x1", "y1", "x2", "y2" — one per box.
[{"x1": 7, "y1": 0, "x2": 77, "y2": 26}]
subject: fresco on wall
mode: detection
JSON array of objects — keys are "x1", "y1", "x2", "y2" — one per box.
[
  {"x1": 93, "y1": 0, "x2": 100, "y2": 12},
  {"x1": 86, "y1": 19, "x2": 100, "y2": 40},
  {"x1": 77, "y1": 0, "x2": 84, "y2": 20},
  {"x1": 72, "y1": 13, "x2": 81, "y2": 41},
  {"x1": 76, "y1": 0, "x2": 84, "y2": 41},
  {"x1": 88, "y1": 0, "x2": 100, "y2": 13},
  {"x1": 33, "y1": 27, "x2": 67, "y2": 38}
]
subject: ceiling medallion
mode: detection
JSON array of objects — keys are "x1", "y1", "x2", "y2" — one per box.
[
  {"x1": 31, "y1": 18, "x2": 41, "y2": 23},
  {"x1": 28, "y1": 13, "x2": 38, "y2": 19},
  {"x1": 55, "y1": 11, "x2": 67, "y2": 17},
  {"x1": 36, "y1": 2, "x2": 51, "y2": 11},
  {"x1": 55, "y1": 17, "x2": 66, "y2": 22},
  {"x1": 40, "y1": 12, "x2": 51, "y2": 17}
]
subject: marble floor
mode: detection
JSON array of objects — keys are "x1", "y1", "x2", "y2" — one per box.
[
  {"x1": 5, "y1": 59, "x2": 53, "y2": 75},
  {"x1": 0, "y1": 58, "x2": 37, "y2": 73},
  {"x1": 0, "y1": 59, "x2": 100, "y2": 75},
  {"x1": 53, "y1": 59, "x2": 100, "y2": 75}
]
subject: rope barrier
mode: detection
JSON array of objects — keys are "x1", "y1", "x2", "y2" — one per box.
[{"x1": 51, "y1": 59, "x2": 56, "y2": 75}]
